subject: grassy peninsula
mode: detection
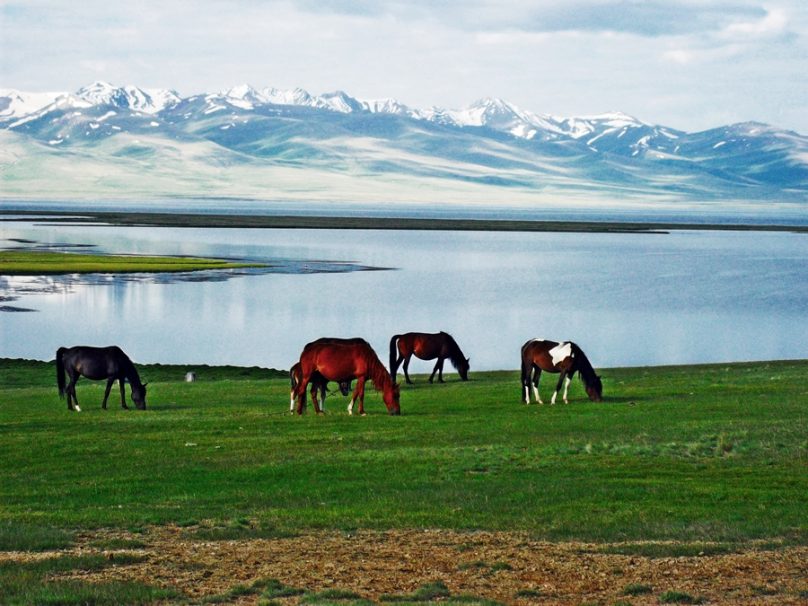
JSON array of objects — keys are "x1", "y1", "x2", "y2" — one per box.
[{"x1": 0, "y1": 250, "x2": 266, "y2": 275}]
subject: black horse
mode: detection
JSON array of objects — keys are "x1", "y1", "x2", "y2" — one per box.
[{"x1": 56, "y1": 346, "x2": 147, "y2": 411}]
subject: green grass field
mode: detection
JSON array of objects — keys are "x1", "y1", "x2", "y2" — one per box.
[
  {"x1": 0, "y1": 250, "x2": 265, "y2": 275},
  {"x1": 1, "y1": 358, "x2": 806, "y2": 547}
]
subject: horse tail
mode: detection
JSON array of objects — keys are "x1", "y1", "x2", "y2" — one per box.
[
  {"x1": 290, "y1": 363, "x2": 301, "y2": 393},
  {"x1": 56, "y1": 347, "x2": 68, "y2": 398},
  {"x1": 519, "y1": 341, "x2": 535, "y2": 387},
  {"x1": 389, "y1": 334, "x2": 401, "y2": 380}
]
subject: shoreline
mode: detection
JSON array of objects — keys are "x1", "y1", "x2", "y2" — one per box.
[{"x1": 3, "y1": 209, "x2": 808, "y2": 233}]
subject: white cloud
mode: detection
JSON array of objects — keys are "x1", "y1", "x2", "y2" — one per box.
[{"x1": 1, "y1": 0, "x2": 807, "y2": 133}]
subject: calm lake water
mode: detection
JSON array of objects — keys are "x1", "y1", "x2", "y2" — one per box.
[{"x1": 2, "y1": 219, "x2": 807, "y2": 372}]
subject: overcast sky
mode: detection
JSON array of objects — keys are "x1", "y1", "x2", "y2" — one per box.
[{"x1": 2, "y1": 0, "x2": 807, "y2": 133}]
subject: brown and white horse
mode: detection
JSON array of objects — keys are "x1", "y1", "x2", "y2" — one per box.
[
  {"x1": 295, "y1": 339, "x2": 400, "y2": 415},
  {"x1": 520, "y1": 339, "x2": 602, "y2": 404},
  {"x1": 389, "y1": 331, "x2": 469, "y2": 384}
]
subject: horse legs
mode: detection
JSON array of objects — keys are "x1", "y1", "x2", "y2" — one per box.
[
  {"x1": 429, "y1": 358, "x2": 445, "y2": 383},
  {"x1": 532, "y1": 367, "x2": 543, "y2": 404},
  {"x1": 551, "y1": 371, "x2": 569, "y2": 405},
  {"x1": 561, "y1": 373, "x2": 572, "y2": 404},
  {"x1": 356, "y1": 377, "x2": 367, "y2": 416},
  {"x1": 119, "y1": 377, "x2": 129, "y2": 409},
  {"x1": 311, "y1": 382, "x2": 326, "y2": 413},
  {"x1": 101, "y1": 378, "x2": 114, "y2": 409},
  {"x1": 296, "y1": 377, "x2": 310, "y2": 415},
  {"x1": 402, "y1": 355, "x2": 413, "y2": 384},
  {"x1": 67, "y1": 375, "x2": 81, "y2": 412},
  {"x1": 520, "y1": 360, "x2": 531, "y2": 404},
  {"x1": 348, "y1": 377, "x2": 367, "y2": 416},
  {"x1": 310, "y1": 383, "x2": 324, "y2": 415}
]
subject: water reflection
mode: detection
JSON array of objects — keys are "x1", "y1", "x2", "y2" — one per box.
[{"x1": 1, "y1": 221, "x2": 807, "y2": 371}]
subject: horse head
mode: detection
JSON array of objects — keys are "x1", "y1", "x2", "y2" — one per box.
[
  {"x1": 585, "y1": 375, "x2": 603, "y2": 402},
  {"x1": 384, "y1": 382, "x2": 401, "y2": 415},
  {"x1": 132, "y1": 382, "x2": 148, "y2": 409},
  {"x1": 458, "y1": 357, "x2": 470, "y2": 381}
]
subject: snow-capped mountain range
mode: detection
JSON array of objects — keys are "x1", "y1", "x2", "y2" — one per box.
[{"x1": 2, "y1": 81, "x2": 806, "y2": 205}]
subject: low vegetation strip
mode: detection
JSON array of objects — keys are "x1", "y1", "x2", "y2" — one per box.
[
  {"x1": 4, "y1": 208, "x2": 808, "y2": 233},
  {"x1": 0, "y1": 250, "x2": 265, "y2": 275}
]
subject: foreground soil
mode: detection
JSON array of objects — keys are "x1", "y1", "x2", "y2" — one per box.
[{"x1": 4, "y1": 527, "x2": 806, "y2": 605}]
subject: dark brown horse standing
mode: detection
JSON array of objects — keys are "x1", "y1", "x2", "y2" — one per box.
[
  {"x1": 389, "y1": 331, "x2": 469, "y2": 384},
  {"x1": 520, "y1": 339, "x2": 602, "y2": 404},
  {"x1": 56, "y1": 346, "x2": 147, "y2": 411},
  {"x1": 295, "y1": 339, "x2": 400, "y2": 415}
]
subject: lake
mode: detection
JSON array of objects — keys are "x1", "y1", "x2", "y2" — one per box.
[{"x1": 2, "y1": 218, "x2": 807, "y2": 372}]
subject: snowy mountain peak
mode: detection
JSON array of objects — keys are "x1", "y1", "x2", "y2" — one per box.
[
  {"x1": 76, "y1": 81, "x2": 180, "y2": 114},
  {"x1": 0, "y1": 89, "x2": 64, "y2": 119},
  {"x1": 361, "y1": 98, "x2": 413, "y2": 116},
  {"x1": 319, "y1": 90, "x2": 364, "y2": 113},
  {"x1": 259, "y1": 87, "x2": 316, "y2": 107},
  {"x1": 224, "y1": 84, "x2": 261, "y2": 101}
]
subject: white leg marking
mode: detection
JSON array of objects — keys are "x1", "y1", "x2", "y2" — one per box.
[
  {"x1": 348, "y1": 399, "x2": 354, "y2": 415},
  {"x1": 563, "y1": 376, "x2": 572, "y2": 403},
  {"x1": 523, "y1": 385, "x2": 529, "y2": 404},
  {"x1": 550, "y1": 391, "x2": 557, "y2": 405},
  {"x1": 533, "y1": 385, "x2": 543, "y2": 404},
  {"x1": 290, "y1": 391, "x2": 295, "y2": 412},
  {"x1": 75, "y1": 405, "x2": 81, "y2": 412}
]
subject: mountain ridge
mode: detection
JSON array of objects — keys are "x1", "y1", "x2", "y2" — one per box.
[{"x1": 2, "y1": 81, "x2": 806, "y2": 206}]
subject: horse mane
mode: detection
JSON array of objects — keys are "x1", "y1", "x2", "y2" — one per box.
[
  {"x1": 118, "y1": 353, "x2": 143, "y2": 387},
  {"x1": 570, "y1": 342, "x2": 599, "y2": 392},
  {"x1": 366, "y1": 347, "x2": 395, "y2": 392},
  {"x1": 440, "y1": 331, "x2": 467, "y2": 371}
]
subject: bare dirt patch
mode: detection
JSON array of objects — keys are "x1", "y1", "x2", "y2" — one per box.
[{"x1": 3, "y1": 527, "x2": 806, "y2": 604}]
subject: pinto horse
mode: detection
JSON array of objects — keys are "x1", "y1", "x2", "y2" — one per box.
[
  {"x1": 56, "y1": 346, "x2": 147, "y2": 411},
  {"x1": 389, "y1": 331, "x2": 469, "y2": 384},
  {"x1": 520, "y1": 339, "x2": 602, "y2": 404},
  {"x1": 295, "y1": 339, "x2": 400, "y2": 415}
]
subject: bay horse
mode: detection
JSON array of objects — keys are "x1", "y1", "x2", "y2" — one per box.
[
  {"x1": 520, "y1": 339, "x2": 602, "y2": 404},
  {"x1": 289, "y1": 337, "x2": 358, "y2": 412},
  {"x1": 56, "y1": 346, "x2": 147, "y2": 411},
  {"x1": 295, "y1": 339, "x2": 400, "y2": 416},
  {"x1": 289, "y1": 363, "x2": 352, "y2": 413},
  {"x1": 389, "y1": 331, "x2": 470, "y2": 384}
]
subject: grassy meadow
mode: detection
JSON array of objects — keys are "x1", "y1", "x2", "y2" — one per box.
[{"x1": 1, "y1": 357, "x2": 806, "y2": 546}]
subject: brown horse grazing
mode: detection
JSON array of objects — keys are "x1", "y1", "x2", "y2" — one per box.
[
  {"x1": 56, "y1": 346, "x2": 147, "y2": 411},
  {"x1": 520, "y1": 339, "x2": 602, "y2": 404},
  {"x1": 389, "y1": 331, "x2": 470, "y2": 384},
  {"x1": 295, "y1": 339, "x2": 400, "y2": 416},
  {"x1": 289, "y1": 362, "x2": 352, "y2": 413}
]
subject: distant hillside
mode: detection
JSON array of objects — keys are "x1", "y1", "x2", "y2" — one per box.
[{"x1": 2, "y1": 81, "x2": 807, "y2": 208}]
